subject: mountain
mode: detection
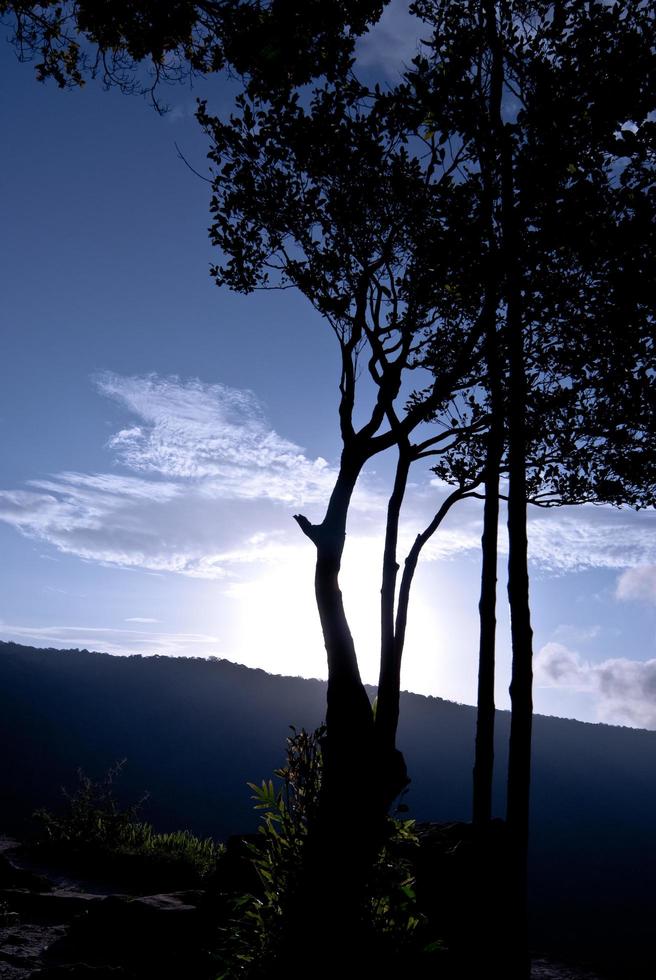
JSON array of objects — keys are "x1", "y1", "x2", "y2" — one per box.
[{"x1": 1, "y1": 640, "x2": 654, "y2": 976}]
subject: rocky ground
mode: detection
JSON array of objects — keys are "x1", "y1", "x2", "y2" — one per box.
[
  {"x1": 0, "y1": 836, "x2": 607, "y2": 979},
  {"x1": 0, "y1": 836, "x2": 216, "y2": 979}
]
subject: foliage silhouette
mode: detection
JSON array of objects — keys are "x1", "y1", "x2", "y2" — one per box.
[
  {"x1": 216, "y1": 725, "x2": 443, "y2": 978},
  {"x1": 33, "y1": 760, "x2": 223, "y2": 890},
  {"x1": 0, "y1": 0, "x2": 386, "y2": 103}
]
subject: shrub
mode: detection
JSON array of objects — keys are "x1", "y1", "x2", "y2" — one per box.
[
  {"x1": 33, "y1": 761, "x2": 223, "y2": 888},
  {"x1": 215, "y1": 726, "x2": 433, "y2": 978},
  {"x1": 215, "y1": 726, "x2": 324, "y2": 977}
]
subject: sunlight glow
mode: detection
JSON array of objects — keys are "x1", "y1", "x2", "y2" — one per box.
[{"x1": 221, "y1": 534, "x2": 481, "y2": 706}]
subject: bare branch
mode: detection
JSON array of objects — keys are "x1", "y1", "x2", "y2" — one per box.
[{"x1": 293, "y1": 513, "x2": 320, "y2": 546}]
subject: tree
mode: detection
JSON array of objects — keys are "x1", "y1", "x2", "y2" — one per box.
[
  {"x1": 410, "y1": 3, "x2": 656, "y2": 974},
  {"x1": 197, "y1": 74, "x2": 497, "y2": 963}
]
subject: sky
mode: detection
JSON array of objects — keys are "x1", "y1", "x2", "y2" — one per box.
[{"x1": 2, "y1": 3, "x2": 656, "y2": 731}]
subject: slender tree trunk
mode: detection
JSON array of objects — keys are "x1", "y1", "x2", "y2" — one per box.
[
  {"x1": 298, "y1": 449, "x2": 376, "y2": 807},
  {"x1": 472, "y1": 435, "x2": 500, "y2": 825},
  {"x1": 296, "y1": 448, "x2": 373, "y2": 739},
  {"x1": 482, "y1": 3, "x2": 534, "y2": 976},
  {"x1": 380, "y1": 485, "x2": 469, "y2": 795},
  {"x1": 375, "y1": 449, "x2": 476, "y2": 814},
  {"x1": 375, "y1": 444, "x2": 411, "y2": 808},
  {"x1": 505, "y1": 300, "x2": 533, "y2": 980},
  {"x1": 473, "y1": 0, "x2": 504, "y2": 829},
  {"x1": 502, "y1": 90, "x2": 534, "y2": 980}
]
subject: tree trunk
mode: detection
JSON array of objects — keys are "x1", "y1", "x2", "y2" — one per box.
[
  {"x1": 375, "y1": 445, "x2": 411, "y2": 809},
  {"x1": 505, "y1": 350, "x2": 533, "y2": 980},
  {"x1": 503, "y1": 109, "x2": 534, "y2": 980},
  {"x1": 472, "y1": 437, "x2": 500, "y2": 825},
  {"x1": 482, "y1": 2, "x2": 535, "y2": 975},
  {"x1": 299, "y1": 448, "x2": 377, "y2": 820},
  {"x1": 292, "y1": 448, "x2": 380, "y2": 970},
  {"x1": 473, "y1": 0, "x2": 504, "y2": 830}
]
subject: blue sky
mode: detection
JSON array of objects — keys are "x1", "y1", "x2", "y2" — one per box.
[{"x1": 2, "y1": 5, "x2": 656, "y2": 730}]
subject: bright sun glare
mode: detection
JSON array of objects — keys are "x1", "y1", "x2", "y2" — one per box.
[{"x1": 224, "y1": 536, "x2": 480, "y2": 705}]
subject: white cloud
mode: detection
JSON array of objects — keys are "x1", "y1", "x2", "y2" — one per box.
[
  {"x1": 0, "y1": 373, "x2": 384, "y2": 578},
  {"x1": 0, "y1": 623, "x2": 220, "y2": 658},
  {"x1": 535, "y1": 642, "x2": 594, "y2": 691},
  {"x1": 124, "y1": 617, "x2": 160, "y2": 624},
  {"x1": 616, "y1": 566, "x2": 656, "y2": 603},
  {"x1": 0, "y1": 372, "x2": 653, "y2": 584},
  {"x1": 535, "y1": 642, "x2": 656, "y2": 730},
  {"x1": 97, "y1": 371, "x2": 340, "y2": 506},
  {"x1": 527, "y1": 508, "x2": 656, "y2": 573},
  {"x1": 355, "y1": 0, "x2": 423, "y2": 77}
]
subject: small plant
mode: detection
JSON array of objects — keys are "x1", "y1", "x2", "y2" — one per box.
[
  {"x1": 33, "y1": 761, "x2": 223, "y2": 888},
  {"x1": 368, "y1": 812, "x2": 427, "y2": 952},
  {"x1": 34, "y1": 760, "x2": 146, "y2": 851},
  {"x1": 247, "y1": 723, "x2": 324, "y2": 906},
  {"x1": 215, "y1": 725, "x2": 324, "y2": 978}
]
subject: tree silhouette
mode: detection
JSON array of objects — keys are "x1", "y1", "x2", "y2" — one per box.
[
  {"x1": 197, "y1": 76, "x2": 499, "y2": 962},
  {"x1": 411, "y1": 2, "x2": 656, "y2": 974}
]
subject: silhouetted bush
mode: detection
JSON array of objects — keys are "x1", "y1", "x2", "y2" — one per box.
[
  {"x1": 215, "y1": 727, "x2": 445, "y2": 978},
  {"x1": 32, "y1": 761, "x2": 223, "y2": 891}
]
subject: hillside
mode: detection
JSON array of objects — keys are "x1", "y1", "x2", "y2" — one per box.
[{"x1": 1, "y1": 640, "x2": 654, "y2": 976}]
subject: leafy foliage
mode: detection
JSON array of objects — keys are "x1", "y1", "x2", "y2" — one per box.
[
  {"x1": 33, "y1": 761, "x2": 222, "y2": 887},
  {"x1": 411, "y1": 0, "x2": 656, "y2": 511},
  {"x1": 216, "y1": 727, "x2": 437, "y2": 978},
  {"x1": 1, "y1": 1, "x2": 386, "y2": 103},
  {"x1": 216, "y1": 726, "x2": 323, "y2": 976}
]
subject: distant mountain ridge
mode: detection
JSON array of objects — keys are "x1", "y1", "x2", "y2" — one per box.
[{"x1": 1, "y1": 640, "x2": 654, "y2": 976}]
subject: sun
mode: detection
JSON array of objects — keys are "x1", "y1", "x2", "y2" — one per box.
[{"x1": 221, "y1": 534, "x2": 479, "y2": 706}]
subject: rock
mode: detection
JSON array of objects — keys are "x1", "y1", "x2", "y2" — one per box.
[
  {"x1": 0, "y1": 922, "x2": 66, "y2": 977},
  {"x1": 531, "y1": 957, "x2": 605, "y2": 979},
  {"x1": 30, "y1": 967, "x2": 132, "y2": 979},
  {"x1": 0, "y1": 857, "x2": 52, "y2": 893},
  {"x1": 45, "y1": 893, "x2": 211, "y2": 979},
  {"x1": 0, "y1": 890, "x2": 102, "y2": 925}
]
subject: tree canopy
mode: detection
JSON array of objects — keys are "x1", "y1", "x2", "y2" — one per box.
[{"x1": 1, "y1": 0, "x2": 385, "y2": 100}]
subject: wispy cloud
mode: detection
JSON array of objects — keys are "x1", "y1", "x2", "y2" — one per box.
[
  {"x1": 0, "y1": 623, "x2": 220, "y2": 658},
  {"x1": 527, "y1": 508, "x2": 656, "y2": 573},
  {"x1": 98, "y1": 372, "x2": 341, "y2": 505},
  {"x1": 404, "y1": 496, "x2": 656, "y2": 574},
  {"x1": 0, "y1": 373, "x2": 381, "y2": 579},
  {"x1": 552, "y1": 623, "x2": 601, "y2": 645},
  {"x1": 535, "y1": 642, "x2": 656, "y2": 730},
  {"x1": 0, "y1": 372, "x2": 653, "y2": 583}
]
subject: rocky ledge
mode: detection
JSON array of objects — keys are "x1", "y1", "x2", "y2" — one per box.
[
  {"x1": 0, "y1": 838, "x2": 216, "y2": 980},
  {"x1": 0, "y1": 836, "x2": 606, "y2": 979}
]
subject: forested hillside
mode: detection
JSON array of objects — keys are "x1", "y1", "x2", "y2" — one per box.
[{"x1": 1, "y1": 641, "x2": 654, "y2": 974}]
